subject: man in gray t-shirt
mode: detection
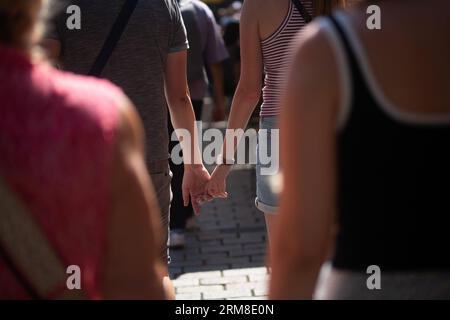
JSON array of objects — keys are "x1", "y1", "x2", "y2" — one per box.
[
  {"x1": 46, "y1": 0, "x2": 188, "y2": 163},
  {"x1": 45, "y1": 0, "x2": 211, "y2": 265}
]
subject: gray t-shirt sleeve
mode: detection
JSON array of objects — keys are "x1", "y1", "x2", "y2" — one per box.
[{"x1": 168, "y1": 0, "x2": 189, "y2": 53}]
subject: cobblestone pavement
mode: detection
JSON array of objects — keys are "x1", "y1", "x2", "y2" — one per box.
[{"x1": 169, "y1": 167, "x2": 270, "y2": 300}]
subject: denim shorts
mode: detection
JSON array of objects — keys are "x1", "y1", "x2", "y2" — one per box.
[{"x1": 255, "y1": 116, "x2": 280, "y2": 214}]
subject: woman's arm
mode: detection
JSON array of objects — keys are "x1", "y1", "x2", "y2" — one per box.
[
  {"x1": 269, "y1": 23, "x2": 341, "y2": 300},
  {"x1": 102, "y1": 97, "x2": 169, "y2": 300},
  {"x1": 224, "y1": 0, "x2": 264, "y2": 134},
  {"x1": 206, "y1": 0, "x2": 264, "y2": 197}
]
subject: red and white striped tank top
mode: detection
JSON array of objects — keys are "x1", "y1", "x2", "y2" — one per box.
[{"x1": 260, "y1": 0, "x2": 313, "y2": 116}]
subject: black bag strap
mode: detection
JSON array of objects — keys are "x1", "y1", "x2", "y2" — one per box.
[
  {"x1": 89, "y1": 0, "x2": 139, "y2": 77},
  {"x1": 291, "y1": 0, "x2": 312, "y2": 23}
]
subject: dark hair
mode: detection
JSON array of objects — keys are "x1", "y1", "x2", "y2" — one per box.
[
  {"x1": 0, "y1": 0, "x2": 45, "y2": 49},
  {"x1": 313, "y1": 0, "x2": 346, "y2": 17}
]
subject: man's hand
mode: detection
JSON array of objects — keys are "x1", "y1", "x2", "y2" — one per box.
[
  {"x1": 182, "y1": 165, "x2": 212, "y2": 215},
  {"x1": 205, "y1": 165, "x2": 230, "y2": 199}
]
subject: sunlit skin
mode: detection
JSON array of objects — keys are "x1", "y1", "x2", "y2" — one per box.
[{"x1": 270, "y1": 0, "x2": 450, "y2": 299}]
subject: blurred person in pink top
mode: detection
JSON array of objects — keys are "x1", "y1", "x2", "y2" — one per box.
[{"x1": 0, "y1": 0, "x2": 170, "y2": 299}]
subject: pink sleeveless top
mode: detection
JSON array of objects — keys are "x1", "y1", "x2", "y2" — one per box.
[
  {"x1": 260, "y1": 0, "x2": 313, "y2": 116},
  {"x1": 0, "y1": 46, "x2": 122, "y2": 299}
]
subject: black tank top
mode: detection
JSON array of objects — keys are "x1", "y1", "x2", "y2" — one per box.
[{"x1": 329, "y1": 15, "x2": 450, "y2": 272}]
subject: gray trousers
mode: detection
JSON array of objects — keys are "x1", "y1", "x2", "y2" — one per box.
[{"x1": 148, "y1": 160, "x2": 172, "y2": 264}]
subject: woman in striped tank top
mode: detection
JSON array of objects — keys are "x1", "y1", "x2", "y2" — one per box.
[{"x1": 206, "y1": 0, "x2": 343, "y2": 247}]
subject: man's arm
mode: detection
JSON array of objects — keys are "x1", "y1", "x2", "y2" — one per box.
[{"x1": 165, "y1": 50, "x2": 210, "y2": 214}]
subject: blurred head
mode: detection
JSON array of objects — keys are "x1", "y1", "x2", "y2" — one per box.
[{"x1": 0, "y1": 0, "x2": 47, "y2": 50}]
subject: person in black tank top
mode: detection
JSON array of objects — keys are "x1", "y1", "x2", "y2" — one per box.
[
  {"x1": 330, "y1": 15, "x2": 450, "y2": 272},
  {"x1": 270, "y1": 1, "x2": 450, "y2": 299}
]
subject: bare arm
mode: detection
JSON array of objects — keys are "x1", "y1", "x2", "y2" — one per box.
[
  {"x1": 222, "y1": 0, "x2": 263, "y2": 155},
  {"x1": 165, "y1": 50, "x2": 211, "y2": 213},
  {"x1": 269, "y1": 24, "x2": 340, "y2": 300},
  {"x1": 206, "y1": 0, "x2": 263, "y2": 197},
  {"x1": 165, "y1": 50, "x2": 199, "y2": 163},
  {"x1": 103, "y1": 98, "x2": 168, "y2": 299}
]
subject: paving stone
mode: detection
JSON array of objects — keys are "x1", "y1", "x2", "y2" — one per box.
[
  {"x1": 248, "y1": 274, "x2": 269, "y2": 282},
  {"x1": 177, "y1": 271, "x2": 222, "y2": 279},
  {"x1": 231, "y1": 262, "x2": 265, "y2": 269},
  {"x1": 169, "y1": 267, "x2": 183, "y2": 279},
  {"x1": 177, "y1": 285, "x2": 224, "y2": 294},
  {"x1": 198, "y1": 233, "x2": 238, "y2": 241},
  {"x1": 204, "y1": 256, "x2": 250, "y2": 266},
  {"x1": 203, "y1": 288, "x2": 253, "y2": 300},
  {"x1": 201, "y1": 244, "x2": 242, "y2": 254},
  {"x1": 226, "y1": 282, "x2": 268, "y2": 297},
  {"x1": 200, "y1": 224, "x2": 230, "y2": 231},
  {"x1": 253, "y1": 286, "x2": 268, "y2": 297},
  {"x1": 223, "y1": 267, "x2": 268, "y2": 277},
  {"x1": 172, "y1": 278, "x2": 200, "y2": 288},
  {"x1": 169, "y1": 251, "x2": 185, "y2": 260},
  {"x1": 227, "y1": 238, "x2": 264, "y2": 246},
  {"x1": 179, "y1": 247, "x2": 201, "y2": 254},
  {"x1": 231, "y1": 296, "x2": 268, "y2": 300},
  {"x1": 172, "y1": 259, "x2": 204, "y2": 268},
  {"x1": 176, "y1": 293, "x2": 202, "y2": 300},
  {"x1": 219, "y1": 222, "x2": 239, "y2": 229},
  {"x1": 183, "y1": 265, "x2": 230, "y2": 273},
  {"x1": 243, "y1": 243, "x2": 267, "y2": 251},
  {"x1": 200, "y1": 276, "x2": 248, "y2": 285},
  {"x1": 199, "y1": 240, "x2": 223, "y2": 248},
  {"x1": 229, "y1": 247, "x2": 267, "y2": 257},
  {"x1": 187, "y1": 252, "x2": 227, "y2": 261},
  {"x1": 250, "y1": 254, "x2": 267, "y2": 263}
]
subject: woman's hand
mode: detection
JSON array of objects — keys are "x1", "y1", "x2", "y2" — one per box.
[{"x1": 205, "y1": 165, "x2": 231, "y2": 199}]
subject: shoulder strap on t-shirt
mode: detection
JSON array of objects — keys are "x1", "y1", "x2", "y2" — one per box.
[
  {"x1": 0, "y1": 177, "x2": 84, "y2": 299},
  {"x1": 291, "y1": 0, "x2": 312, "y2": 23},
  {"x1": 89, "y1": 0, "x2": 139, "y2": 77}
]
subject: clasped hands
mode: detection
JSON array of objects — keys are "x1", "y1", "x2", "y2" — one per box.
[{"x1": 182, "y1": 164, "x2": 232, "y2": 214}]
